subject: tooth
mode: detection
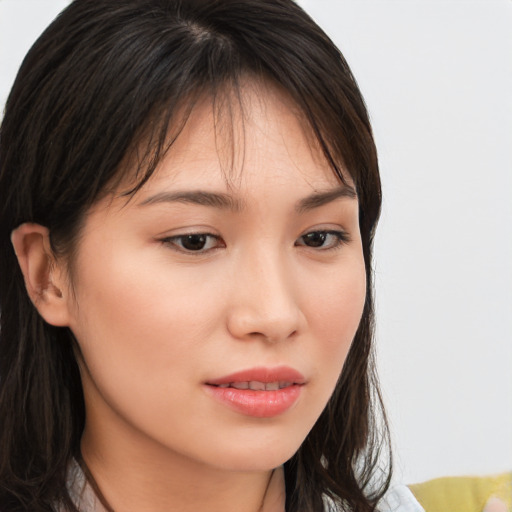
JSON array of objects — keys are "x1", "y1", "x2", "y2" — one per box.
[
  {"x1": 249, "y1": 381, "x2": 265, "y2": 391},
  {"x1": 265, "y1": 382, "x2": 279, "y2": 391},
  {"x1": 231, "y1": 382, "x2": 249, "y2": 390},
  {"x1": 279, "y1": 382, "x2": 292, "y2": 389},
  {"x1": 218, "y1": 383, "x2": 229, "y2": 388}
]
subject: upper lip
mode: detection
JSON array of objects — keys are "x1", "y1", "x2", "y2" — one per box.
[{"x1": 205, "y1": 366, "x2": 306, "y2": 386}]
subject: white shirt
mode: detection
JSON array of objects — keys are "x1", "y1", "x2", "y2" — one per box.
[
  {"x1": 322, "y1": 485, "x2": 424, "y2": 512},
  {"x1": 377, "y1": 485, "x2": 425, "y2": 512}
]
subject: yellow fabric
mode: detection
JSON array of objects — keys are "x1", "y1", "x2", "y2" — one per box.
[{"x1": 409, "y1": 473, "x2": 512, "y2": 512}]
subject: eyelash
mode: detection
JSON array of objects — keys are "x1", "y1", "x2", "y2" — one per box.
[
  {"x1": 160, "y1": 230, "x2": 350, "y2": 254},
  {"x1": 161, "y1": 233, "x2": 225, "y2": 253},
  {"x1": 295, "y1": 230, "x2": 351, "y2": 250}
]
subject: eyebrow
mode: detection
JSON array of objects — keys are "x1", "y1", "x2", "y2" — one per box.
[
  {"x1": 139, "y1": 184, "x2": 357, "y2": 213},
  {"x1": 296, "y1": 184, "x2": 357, "y2": 213},
  {"x1": 139, "y1": 191, "x2": 243, "y2": 212}
]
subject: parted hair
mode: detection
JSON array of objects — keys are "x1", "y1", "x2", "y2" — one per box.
[{"x1": 0, "y1": 0, "x2": 390, "y2": 510}]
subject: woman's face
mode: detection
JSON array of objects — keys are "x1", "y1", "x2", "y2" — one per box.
[{"x1": 64, "y1": 82, "x2": 366, "y2": 472}]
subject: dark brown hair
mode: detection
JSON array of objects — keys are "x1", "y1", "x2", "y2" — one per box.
[{"x1": 0, "y1": 0, "x2": 389, "y2": 510}]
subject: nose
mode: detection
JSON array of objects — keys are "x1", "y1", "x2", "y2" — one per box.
[{"x1": 226, "y1": 249, "x2": 305, "y2": 343}]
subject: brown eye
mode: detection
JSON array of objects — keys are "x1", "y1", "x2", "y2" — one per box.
[
  {"x1": 163, "y1": 233, "x2": 223, "y2": 253},
  {"x1": 302, "y1": 232, "x2": 327, "y2": 247},
  {"x1": 180, "y1": 234, "x2": 208, "y2": 251},
  {"x1": 296, "y1": 230, "x2": 349, "y2": 250}
]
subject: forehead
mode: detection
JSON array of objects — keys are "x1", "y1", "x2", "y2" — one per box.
[{"x1": 125, "y1": 79, "x2": 352, "y2": 202}]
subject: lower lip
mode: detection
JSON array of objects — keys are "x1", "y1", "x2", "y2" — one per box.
[{"x1": 204, "y1": 385, "x2": 302, "y2": 418}]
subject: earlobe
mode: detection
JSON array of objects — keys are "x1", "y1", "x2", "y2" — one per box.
[{"x1": 11, "y1": 223, "x2": 71, "y2": 327}]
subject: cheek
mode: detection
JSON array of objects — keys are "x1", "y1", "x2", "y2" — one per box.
[
  {"x1": 69, "y1": 253, "x2": 215, "y2": 374},
  {"x1": 302, "y1": 256, "x2": 367, "y2": 389},
  {"x1": 68, "y1": 252, "x2": 224, "y2": 446},
  {"x1": 307, "y1": 256, "x2": 366, "y2": 338}
]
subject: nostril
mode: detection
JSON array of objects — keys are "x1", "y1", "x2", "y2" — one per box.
[
  {"x1": 226, "y1": 300, "x2": 304, "y2": 342},
  {"x1": 247, "y1": 328, "x2": 298, "y2": 343}
]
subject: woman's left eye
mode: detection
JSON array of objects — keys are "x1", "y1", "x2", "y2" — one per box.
[
  {"x1": 295, "y1": 230, "x2": 349, "y2": 250},
  {"x1": 162, "y1": 233, "x2": 223, "y2": 253}
]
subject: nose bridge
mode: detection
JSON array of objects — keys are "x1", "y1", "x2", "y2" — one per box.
[{"x1": 227, "y1": 243, "x2": 302, "y2": 342}]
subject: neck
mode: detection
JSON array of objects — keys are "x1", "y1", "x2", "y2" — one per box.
[{"x1": 80, "y1": 425, "x2": 286, "y2": 512}]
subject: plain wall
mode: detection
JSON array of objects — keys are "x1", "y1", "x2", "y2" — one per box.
[{"x1": 1, "y1": 0, "x2": 511, "y2": 485}]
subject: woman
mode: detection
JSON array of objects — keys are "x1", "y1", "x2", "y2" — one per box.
[{"x1": 0, "y1": 0, "x2": 424, "y2": 511}]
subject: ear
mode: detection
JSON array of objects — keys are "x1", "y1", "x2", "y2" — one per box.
[{"x1": 11, "y1": 223, "x2": 72, "y2": 327}]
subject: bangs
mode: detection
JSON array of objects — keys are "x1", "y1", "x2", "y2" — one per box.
[{"x1": 113, "y1": 73, "x2": 355, "y2": 202}]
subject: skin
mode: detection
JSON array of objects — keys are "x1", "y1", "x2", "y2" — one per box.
[{"x1": 12, "y1": 81, "x2": 367, "y2": 512}]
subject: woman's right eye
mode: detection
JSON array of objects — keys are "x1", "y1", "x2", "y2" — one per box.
[{"x1": 161, "y1": 233, "x2": 224, "y2": 253}]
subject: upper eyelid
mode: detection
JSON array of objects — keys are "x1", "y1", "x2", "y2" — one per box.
[
  {"x1": 160, "y1": 233, "x2": 224, "y2": 253},
  {"x1": 301, "y1": 228, "x2": 348, "y2": 236},
  {"x1": 298, "y1": 228, "x2": 350, "y2": 240},
  {"x1": 296, "y1": 230, "x2": 350, "y2": 245},
  {"x1": 162, "y1": 233, "x2": 221, "y2": 243},
  {"x1": 157, "y1": 229, "x2": 219, "y2": 241},
  {"x1": 164, "y1": 231, "x2": 218, "y2": 238},
  {"x1": 160, "y1": 227, "x2": 350, "y2": 240}
]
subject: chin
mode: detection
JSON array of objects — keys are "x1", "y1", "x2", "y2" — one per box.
[{"x1": 199, "y1": 433, "x2": 305, "y2": 472}]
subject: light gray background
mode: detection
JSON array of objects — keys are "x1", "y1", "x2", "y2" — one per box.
[{"x1": 1, "y1": 0, "x2": 511, "y2": 485}]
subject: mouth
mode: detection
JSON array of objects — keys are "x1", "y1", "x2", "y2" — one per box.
[
  {"x1": 205, "y1": 366, "x2": 306, "y2": 388},
  {"x1": 204, "y1": 366, "x2": 305, "y2": 418},
  {"x1": 210, "y1": 381, "x2": 295, "y2": 391}
]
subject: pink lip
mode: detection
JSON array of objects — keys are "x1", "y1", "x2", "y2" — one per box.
[
  {"x1": 206, "y1": 366, "x2": 306, "y2": 386},
  {"x1": 204, "y1": 366, "x2": 305, "y2": 418}
]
